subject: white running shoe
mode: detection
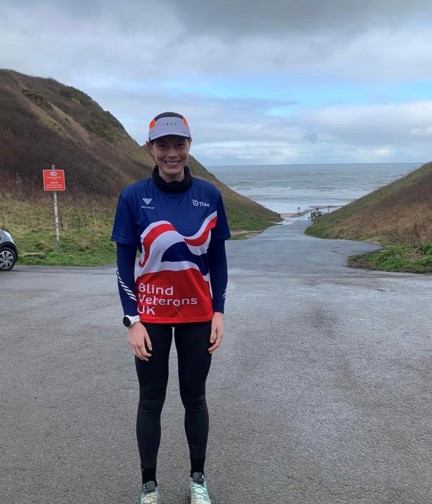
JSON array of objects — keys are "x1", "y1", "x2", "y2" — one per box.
[
  {"x1": 189, "y1": 472, "x2": 212, "y2": 504},
  {"x1": 139, "y1": 481, "x2": 161, "y2": 504}
]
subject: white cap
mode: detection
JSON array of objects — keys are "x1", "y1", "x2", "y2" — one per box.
[{"x1": 148, "y1": 112, "x2": 191, "y2": 141}]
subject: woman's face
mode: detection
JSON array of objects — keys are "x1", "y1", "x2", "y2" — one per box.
[{"x1": 147, "y1": 135, "x2": 191, "y2": 182}]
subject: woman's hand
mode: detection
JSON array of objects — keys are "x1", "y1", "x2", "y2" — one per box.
[
  {"x1": 209, "y1": 312, "x2": 224, "y2": 354},
  {"x1": 127, "y1": 322, "x2": 153, "y2": 361}
]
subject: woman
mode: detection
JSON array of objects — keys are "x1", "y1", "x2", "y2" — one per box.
[{"x1": 112, "y1": 112, "x2": 230, "y2": 504}]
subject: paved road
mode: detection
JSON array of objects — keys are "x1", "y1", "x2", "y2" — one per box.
[{"x1": 1, "y1": 222, "x2": 431, "y2": 504}]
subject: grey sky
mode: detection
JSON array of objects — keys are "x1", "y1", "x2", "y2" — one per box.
[{"x1": 1, "y1": 0, "x2": 432, "y2": 165}]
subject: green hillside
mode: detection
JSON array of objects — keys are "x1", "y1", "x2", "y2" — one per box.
[
  {"x1": 0, "y1": 69, "x2": 281, "y2": 265},
  {"x1": 306, "y1": 162, "x2": 432, "y2": 272}
]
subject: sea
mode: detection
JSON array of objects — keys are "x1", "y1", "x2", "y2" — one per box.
[{"x1": 209, "y1": 162, "x2": 423, "y2": 221}]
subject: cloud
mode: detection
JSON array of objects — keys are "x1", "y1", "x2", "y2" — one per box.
[
  {"x1": 190, "y1": 99, "x2": 432, "y2": 165},
  {"x1": 1, "y1": 0, "x2": 432, "y2": 164},
  {"x1": 171, "y1": 0, "x2": 432, "y2": 37},
  {"x1": 13, "y1": 0, "x2": 431, "y2": 35},
  {"x1": 2, "y1": 0, "x2": 431, "y2": 79},
  {"x1": 309, "y1": 101, "x2": 432, "y2": 143},
  {"x1": 411, "y1": 126, "x2": 432, "y2": 138}
]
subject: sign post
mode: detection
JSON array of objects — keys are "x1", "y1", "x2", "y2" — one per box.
[{"x1": 43, "y1": 166, "x2": 66, "y2": 253}]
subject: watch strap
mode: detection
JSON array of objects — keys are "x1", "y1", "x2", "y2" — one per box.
[{"x1": 123, "y1": 315, "x2": 141, "y2": 327}]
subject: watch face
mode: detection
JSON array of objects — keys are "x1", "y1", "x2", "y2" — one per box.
[{"x1": 123, "y1": 315, "x2": 140, "y2": 327}]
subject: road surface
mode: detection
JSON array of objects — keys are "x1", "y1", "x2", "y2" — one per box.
[{"x1": 1, "y1": 222, "x2": 431, "y2": 503}]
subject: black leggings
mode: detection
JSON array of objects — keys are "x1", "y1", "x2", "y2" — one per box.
[{"x1": 135, "y1": 321, "x2": 212, "y2": 480}]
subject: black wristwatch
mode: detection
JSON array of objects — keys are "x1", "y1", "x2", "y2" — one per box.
[{"x1": 123, "y1": 315, "x2": 141, "y2": 327}]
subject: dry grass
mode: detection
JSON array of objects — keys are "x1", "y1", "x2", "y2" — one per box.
[
  {"x1": 0, "y1": 69, "x2": 280, "y2": 237},
  {"x1": 306, "y1": 162, "x2": 432, "y2": 272},
  {"x1": 0, "y1": 193, "x2": 116, "y2": 234},
  {"x1": 308, "y1": 162, "x2": 432, "y2": 245}
]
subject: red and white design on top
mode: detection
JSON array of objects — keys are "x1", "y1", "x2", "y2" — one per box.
[{"x1": 135, "y1": 212, "x2": 217, "y2": 323}]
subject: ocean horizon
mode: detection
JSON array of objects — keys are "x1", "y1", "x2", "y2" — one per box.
[{"x1": 209, "y1": 162, "x2": 423, "y2": 218}]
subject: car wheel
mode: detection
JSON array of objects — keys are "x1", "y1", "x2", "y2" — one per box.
[{"x1": 0, "y1": 247, "x2": 17, "y2": 271}]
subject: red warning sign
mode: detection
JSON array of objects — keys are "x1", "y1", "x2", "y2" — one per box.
[{"x1": 43, "y1": 169, "x2": 66, "y2": 191}]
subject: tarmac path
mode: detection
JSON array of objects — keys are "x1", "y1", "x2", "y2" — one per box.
[{"x1": 1, "y1": 222, "x2": 431, "y2": 504}]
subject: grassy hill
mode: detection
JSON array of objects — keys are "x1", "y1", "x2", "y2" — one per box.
[
  {"x1": 306, "y1": 162, "x2": 432, "y2": 272},
  {"x1": 0, "y1": 69, "x2": 280, "y2": 265}
]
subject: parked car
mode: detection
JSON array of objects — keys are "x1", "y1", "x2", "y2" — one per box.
[{"x1": 0, "y1": 229, "x2": 19, "y2": 271}]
